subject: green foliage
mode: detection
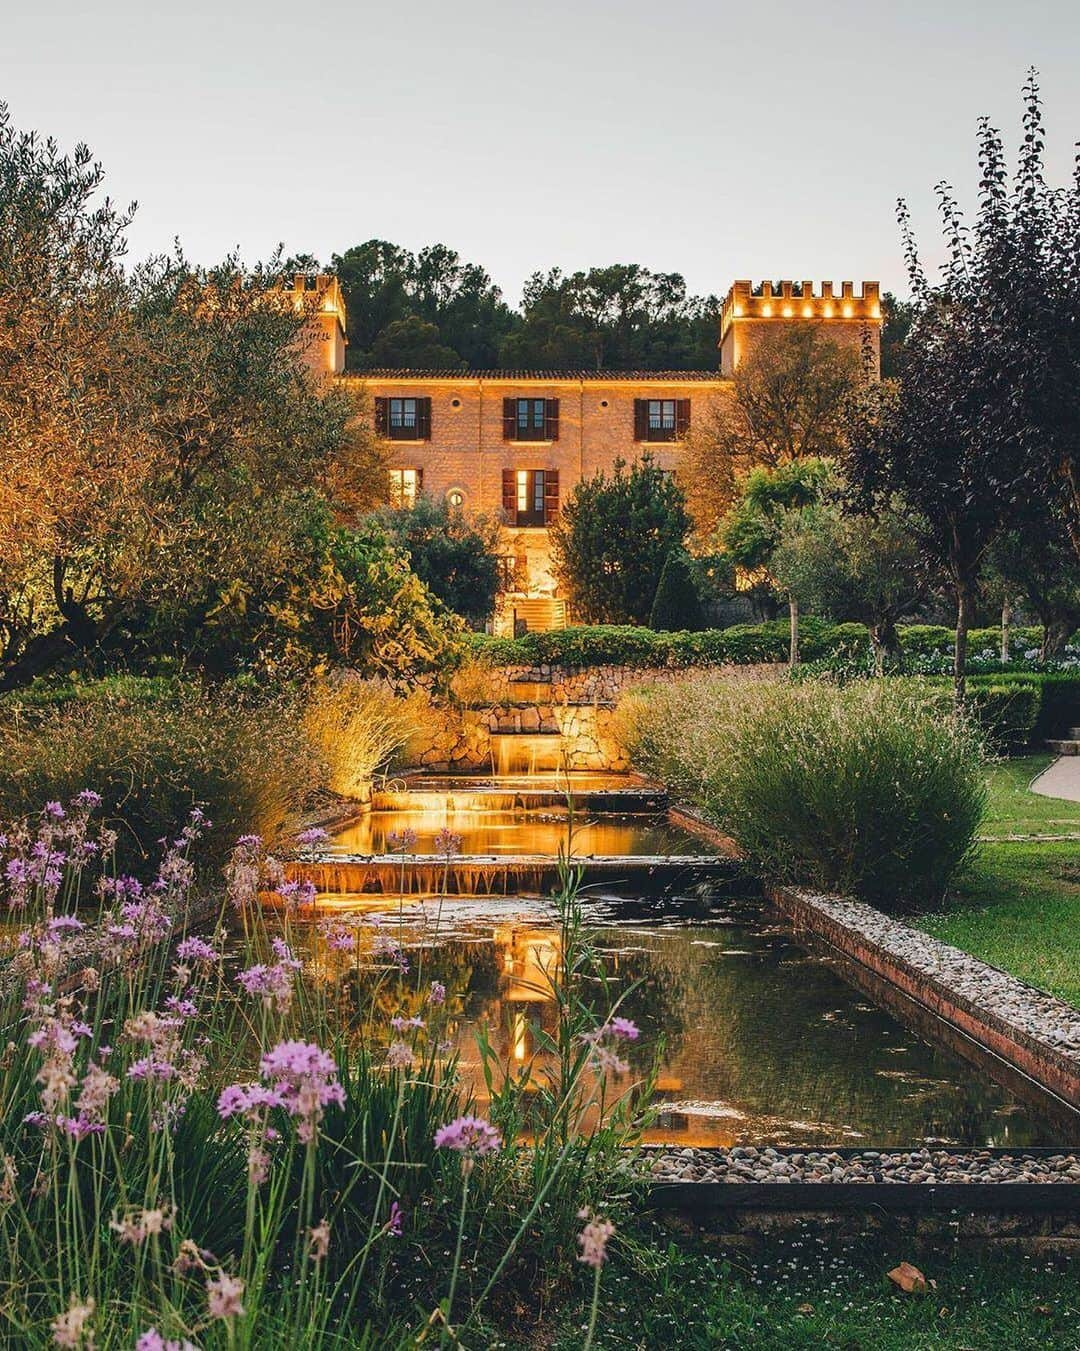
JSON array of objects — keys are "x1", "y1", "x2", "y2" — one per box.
[
  {"x1": 331, "y1": 239, "x2": 515, "y2": 370},
  {"x1": 376, "y1": 496, "x2": 501, "y2": 626},
  {"x1": 0, "y1": 679, "x2": 319, "y2": 872},
  {"x1": 623, "y1": 676, "x2": 987, "y2": 908},
  {"x1": 550, "y1": 456, "x2": 690, "y2": 624},
  {"x1": 499, "y1": 263, "x2": 720, "y2": 370},
  {"x1": 648, "y1": 551, "x2": 703, "y2": 631}
]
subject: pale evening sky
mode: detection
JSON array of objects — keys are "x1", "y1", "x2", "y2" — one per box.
[{"x1": 3, "y1": 0, "x2": 1079, "y2": 305}]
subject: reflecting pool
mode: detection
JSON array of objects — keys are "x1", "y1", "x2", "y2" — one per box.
[{"x1": 283, "y1": 892, "x2": 1058, "y2": 1149}]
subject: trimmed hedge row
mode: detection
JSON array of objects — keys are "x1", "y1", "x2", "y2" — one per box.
[
  {"x1": 468, "y1": 620, "x2": 869, "y2": 669},
  {"x1": 920, "y1": 672, "x2": 1080, "y2": 747},
  {"x1": 468, "y1": 621, "x2": 1072, "y2": 672}
]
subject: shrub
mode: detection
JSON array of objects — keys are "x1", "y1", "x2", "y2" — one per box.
[
  {"x1": 0, "y1": 679, "x2": 319, "y2": 872},
  {"x1": 622, "y1": 676, "x2": 986, "y2": 909},
  {"x1": 960, "y1": 679, "x2": 1041, "y2": 750},
  {"x1": 1031, "y1": 673, "x2": 1080, "y2": 740},
  {"x1": 649, "y1": 551, "x2": 704, "y2": 631},
  {"x1": 303, "y1": 674, "x2": 426, "y2": 798}
]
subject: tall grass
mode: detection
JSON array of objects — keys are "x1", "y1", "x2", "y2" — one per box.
[
  {"x1": 0, "y1": 799, "x2": 644, "y2": 1346},
  {"x1": 621, "y1": 676, "x2": 987, "y2": 908},
  {"x1": 302, "y1": 674, "x2": 425, "y2": 798},
  {"x1": 0, "y1": 681, "x2": 319, "y2": 873}
]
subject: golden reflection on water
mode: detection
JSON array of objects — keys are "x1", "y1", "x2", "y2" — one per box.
[
  {"x1": 288, "y1": 903, "x2": 1054, "y2": 1150},
  {"x1": 330, "y1": 808, "x2": 709, "y2": 858}
]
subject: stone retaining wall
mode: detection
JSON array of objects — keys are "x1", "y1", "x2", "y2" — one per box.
[
  {"x1": 404, "y1": 702, "x2": 629, "y2": 772},
  {"x1": 501, "y1": 661, "x2": 778, "y2": 704}
]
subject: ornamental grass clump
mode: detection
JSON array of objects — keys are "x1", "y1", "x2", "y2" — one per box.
[{"x1": 623, "y1": 675, "x2": 986, "y2": 909}]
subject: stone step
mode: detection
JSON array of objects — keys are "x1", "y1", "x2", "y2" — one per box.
[
  {"x1": 1046, "y1": 739, "x2": 1080, "y2": 756},
  {"x1": 1068, "y1": 727, "x2": 1080, "y2": 741}
]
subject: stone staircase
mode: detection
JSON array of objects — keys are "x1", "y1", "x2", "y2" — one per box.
[{"x1": 1047, "y1": 726, "x2": 1080, "y2": 756}]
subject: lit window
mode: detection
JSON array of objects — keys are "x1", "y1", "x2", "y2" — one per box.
[
  {"x1": 648, "y1": 400, "x2": 676, "y2": 434},
  {"x1": 446, "y1": 487, "x2": 465, "y2": 509},
  {"x1": 388, "y1": 468, "x2": 420, "y2": 508},
  {"x1": 515, "y1": 469, "x2": 546, "y2": 526}
]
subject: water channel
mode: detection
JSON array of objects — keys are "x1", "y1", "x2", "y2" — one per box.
[{"x1": 290, "y1": 770, "x2": 1063, "y2": 1150}]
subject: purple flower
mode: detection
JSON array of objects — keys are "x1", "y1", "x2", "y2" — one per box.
[
  {"x1": 127, "y1": 1057, "x2": 177, "y2": 1082},
  {"x1": 433, "y1": 1115, "x2": 502, "y2": 1158},
  {"x1": 73, "y1": 790, "x2": 102, "y2": 809},
  {"x1": 44, "y1": 801, "x2": 65, "y2": 820},
  {"x1": 428, "y1": 981, "x2": 446, "y2": 1005},
  {"x1": 607, "y1": 1017, "x2": 640, "y2": 1041},
  {"x1": 47, "y1": 915, "x2": 85, "y2": 936},
  {"x1": 176, "y1": 936, "x2": 218, "y2": 964},
  {"x1": 296, "y1": 827, "x2": 329, "y2": 847},
  {"x1": 387, "y1": 1200, "x2": 403, "y2": 1236},
  {"x1": 389, "y1": 1014, "x2": 424, "y2": 1032}
]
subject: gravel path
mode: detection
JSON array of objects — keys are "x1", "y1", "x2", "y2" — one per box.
[
  {"x1": 1030, "y1": 755, "x2": 1080, "y2": 804},
  {"x1": 644, "y1": 1145, "x2": 1080, "y2": 1186}
]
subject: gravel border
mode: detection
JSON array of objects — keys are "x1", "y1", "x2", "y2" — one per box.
[{"x1": 644, "y1": 1145, "x2": 1080, "y2": 1186}]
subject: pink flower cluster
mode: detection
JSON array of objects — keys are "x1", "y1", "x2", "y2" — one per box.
[
  {"x1": 576, "y1": 1209, "x2": 615, "y2": 1268},
  {"x1": 236, "y1": 938, "x2": 301, "y2": 1013},
  {"x1": 579, "y1": 1017, "x2": 640, "y2": 1075},
  {"x1": 434, "y1": 1114, "x2": 502, "y2": 1165},
  {"x1": 219, "y1": 1039, "x2": 344, "y2": 1146}
]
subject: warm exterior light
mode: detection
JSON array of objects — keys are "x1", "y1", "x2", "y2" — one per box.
[
  {"x1": 843, "y1": 304, "x2": 854, "y2": 318},
  {"x1": 782, "y1": 305, "x2": 793, "y2": 318},
  {"x1": 761, "y1": 303, "x2": 772, "y2": 317},
  {"x1": 733, "y1": 304, "x2": 744, "y2": 316},
  {"x1": 802, "y1": 304, "x2": 812, "y2": 317},
  {"x1": 871, "y1": 304, "x2": 881, "y2": 319},
  {"x1": 823, "y1": 303, "x2": 833, "y2": 317}
]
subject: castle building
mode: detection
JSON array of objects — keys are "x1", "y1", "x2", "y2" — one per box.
[{"x1": 289, "y1": 273, "x2": 881, "y2": 634}]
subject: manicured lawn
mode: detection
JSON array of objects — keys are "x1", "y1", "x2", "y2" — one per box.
[
  {"x1": 536, "y1": 1222, "x2": 1080, "y2": 1349},
  {"x1": 916, "y1": 755, "x2": 1080, "y2": 1007}
]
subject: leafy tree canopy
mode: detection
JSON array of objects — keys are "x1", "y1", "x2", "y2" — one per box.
[
  {"x1": 375, "y1": 495, "x2": 501, "y2": 626},
  {"x1": 550, "y1": 455, "x2": 690, "y2": 625}
]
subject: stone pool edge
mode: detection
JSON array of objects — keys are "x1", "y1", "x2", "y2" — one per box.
[{"x1": 767, "y1": 884, "x2": 1080, "y2": 1117}]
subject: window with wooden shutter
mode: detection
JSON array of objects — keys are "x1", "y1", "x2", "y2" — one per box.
[
  {"x1": 544, "y1": 468, "x2": 559, "y2": 524},
  {"x1": 675, "y1": 399, "x2": 690, "y2": 437},
  {"x1": 633, "y1": 399, "x2": 648, "y2": 442},
  {"x1": 505, "y1": 397, "x2": 554, "y2": 441},
  {"x1": 501, "y1": 468, "x2": 517, "y2": 522},
  {"x1": 382, "y1": 396, "x2": 431, "y2": 440}
]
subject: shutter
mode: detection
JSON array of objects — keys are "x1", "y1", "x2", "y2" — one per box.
[
  {"x1": 503, "y1": 397, "x2": 516, "y2": 441},
  {"x1": 374, "y1": 397, "x2": 388, "y2": 436},
  {"x1": 676, "y1": 399, "x2": 691, "y2": 437},
  {"x1": 544, "y1": 469, "x2": 560, "y2": 524},
  {"x1": 502, "y1": 468, "x2": 517, "y2": 522},
  {"x1": 417, "y1": 397, "x2": 432, "y2": 440},
  {"x1": 415, "y1": 467, "x2": 424, "y2": 494},
  {"x1": 545, "y1": 398, "x2": 560, "y2": 441},
  {"x1": 633, "y1": 399, "x2": 647, "y2": 442}
]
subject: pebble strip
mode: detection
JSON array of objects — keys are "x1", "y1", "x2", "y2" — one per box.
[
  {"x1": 787, "y1": 889, "x2": 1080, "y2": 1060},
  {"x1": 645, "y1": 1145, "x2": 1080, "y2": 1186}
]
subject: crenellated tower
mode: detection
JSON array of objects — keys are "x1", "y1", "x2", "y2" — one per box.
[
  {"x1": 287, "y1": 273, "x2": 348, "y2": 377},
  {"x1": 719, "y1": 280, "x2": 881, "y2": 377}
]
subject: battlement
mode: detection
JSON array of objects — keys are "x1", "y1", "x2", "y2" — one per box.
[
  {"x1": 719, "y1": 280, "x2": 881, "y2": 375},
  {"x1": 286, "y1": 273, "x2": 347, "y2": 376}
]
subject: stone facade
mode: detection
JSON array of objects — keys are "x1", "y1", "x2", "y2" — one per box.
[
  {"x1": 404, "y1": 701, "x2": 629, "y2": 773},
  {"x1": 293, "y1": 274, "x2": 882, "y2": 631}
]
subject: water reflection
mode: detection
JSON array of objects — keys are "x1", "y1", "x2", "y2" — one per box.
[
  {"x1": 284, "y1": 895, "x2": 1057, "y2": 1149},
  {"x1": 330, "y1": 809, "x2": 713, "y2": 859}
]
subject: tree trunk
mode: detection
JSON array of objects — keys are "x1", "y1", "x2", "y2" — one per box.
[
  {"x1": 1000, "y1": 599, "x2": 1011, "y2": 664},
  {"x1": 788, "y1": 595, "x2": 800, "y2": 668},
  {"x1": 869, "y1": 616, "x2": 898, "y2": 677},
  {"x1": 1042, "y1": 617, "x2": 1073, "y2": 661},
  {"x1": 954, "y1": 580, "x2": 974, "y2": 708}
]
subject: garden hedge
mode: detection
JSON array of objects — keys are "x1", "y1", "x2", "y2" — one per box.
[{"x1": 467, "y1": 621, "x2": 1074, "y2": 673}]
